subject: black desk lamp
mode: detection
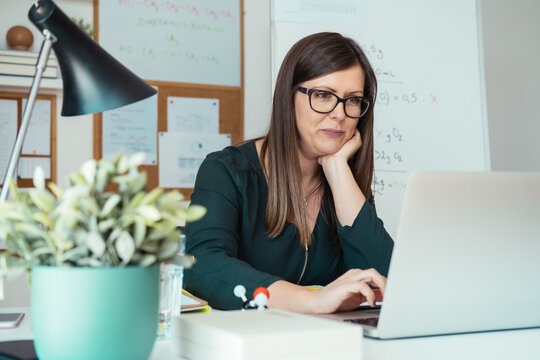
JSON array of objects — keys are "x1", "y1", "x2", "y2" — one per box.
[{"x1": 0, "y1": 0, "x2": 157, "y2": 202}]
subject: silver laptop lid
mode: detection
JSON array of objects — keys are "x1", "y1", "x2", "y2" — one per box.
[{"x1": 377, "y1": 172, "x2": 540, "y2": 339}]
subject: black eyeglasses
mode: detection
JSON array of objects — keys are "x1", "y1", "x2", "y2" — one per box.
[{"x1": 295, "y1": 86, "x2": 370, "y2": 119}]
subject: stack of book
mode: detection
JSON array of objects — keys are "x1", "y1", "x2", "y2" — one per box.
[
  {"x1": 0, "y1": 49, "x2": 59, "y2": 78},
  {"x1": 172, "y1": 309, "x2": 363, "y2": 360}
]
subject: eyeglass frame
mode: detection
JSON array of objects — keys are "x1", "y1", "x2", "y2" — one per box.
[{"x1": 294, "y1": 86, "x2": 370, "y2": 119}]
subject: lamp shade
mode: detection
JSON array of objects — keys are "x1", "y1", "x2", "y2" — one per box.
[{"x1": 28, "y1": 0, "x2": 156, "y2": 116}]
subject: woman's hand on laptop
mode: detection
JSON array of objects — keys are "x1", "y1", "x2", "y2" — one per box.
[{"x1": 309, "y1": 268, "x2": 386, "y2": 314}]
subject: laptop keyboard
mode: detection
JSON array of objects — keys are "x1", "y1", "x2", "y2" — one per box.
[{"x1": 344, "y1": 317, "x2": 379, "y2": 327}]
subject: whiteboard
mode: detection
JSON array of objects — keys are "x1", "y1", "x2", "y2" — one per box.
[
  {"x1": 272, "y1": 0, "x2": 490, "y2": 238},
  {"x1": 99, "y1": 0, "x2": 241, "y2": 86}
]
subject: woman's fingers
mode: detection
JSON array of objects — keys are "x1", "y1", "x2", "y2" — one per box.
[
  {"x1": 344, "y1": 268, "x2": 387, "y2": 297},
  {"x1": 350, "y1": 280, "x2": 376, "y2": 307},
  {"x1": 312, "y1": 268, "x2": 387, "y2": 313},
  {"x1": 373, "y1": 288, "x2": 384, "y2": 303},
  {"x1": 357, "y1": 268, "x2": 387, "y2": 297},
  {"x1": 317, "y1": 129, "x2": 363, "y2": 166},
  {"x1": 337, "y1": 129, "x2": 362, "y2": 159}
]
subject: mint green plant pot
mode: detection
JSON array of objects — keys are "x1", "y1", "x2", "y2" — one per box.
[{"x1": 31, "y1": 265, "x2": 160, "y2": 360}]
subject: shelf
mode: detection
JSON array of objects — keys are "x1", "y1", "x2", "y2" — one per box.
[{"x1": 0, "y1": 74, "x2": 62, "y2": 90}]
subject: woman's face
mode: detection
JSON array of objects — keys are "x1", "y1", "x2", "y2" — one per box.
[{"x1": 294, "y1": 64, "x2": 365, "y2": 161}]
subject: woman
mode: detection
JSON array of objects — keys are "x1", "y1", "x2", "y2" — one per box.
[{"x1": 184, "y1": 32, "x2": 394, "y2": 313}]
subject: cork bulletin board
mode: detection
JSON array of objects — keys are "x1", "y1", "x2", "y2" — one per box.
[
  {"x1": 0, "y1": 92, "x2": 56, "y2": 189},
  {"x1": 93, "y1": 0, "x2": 244, "y2": 199}
]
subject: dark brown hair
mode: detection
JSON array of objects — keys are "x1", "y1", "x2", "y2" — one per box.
[{"x1": 260, "y1": 32, "x2": 377, "y2": 248}]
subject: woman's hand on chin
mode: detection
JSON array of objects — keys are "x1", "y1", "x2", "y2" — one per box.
[{"x1": 318, "y1": 129, "x2": 362, "y2": 167}]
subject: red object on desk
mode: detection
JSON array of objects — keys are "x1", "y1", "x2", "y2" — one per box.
[{"x1": 253, "y1": 287, "x2": 270, "y2": 299}]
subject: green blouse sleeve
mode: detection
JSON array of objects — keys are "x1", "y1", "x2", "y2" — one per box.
[
  {"x1": 337, "y1": 200, "x2": 394, "y2": 276},
  {"x1": 184, "y1": 152, "x2": 282, "y2": 310}
]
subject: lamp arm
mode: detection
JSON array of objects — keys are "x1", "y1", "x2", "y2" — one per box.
[{"x1": 0, "y1": 30, "x2": 55, "y2": 202}]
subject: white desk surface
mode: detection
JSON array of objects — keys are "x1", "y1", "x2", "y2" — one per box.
[{"x1": 2, "y1": 307, "x2": 540, "y2": 360}]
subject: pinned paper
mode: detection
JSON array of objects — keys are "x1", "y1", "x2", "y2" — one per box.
[
  {"x1": 102, "y1": 94, "x2": 158, "y2": 165},
  {"x1": 0, "y1": 99, "x2": 18, "y2": 183},
  {"x1": 22, "y1": 98, "x2": 51, "y2": 156},
  {"x1": 158, "y1": 132, "x2": 230, "y2": 188},
  {"x1": 167, "y1": 97, "x2": 219, "y2": 134}
]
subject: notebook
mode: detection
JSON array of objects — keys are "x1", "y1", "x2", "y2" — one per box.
[{"x1": 319, "y1": 171, "x2": 540, "y2": 339}]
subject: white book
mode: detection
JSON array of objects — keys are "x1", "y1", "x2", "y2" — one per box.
[
  {"x1": 0, "y1": 49, "x2": 58, "y2": 66},
  {"x1": 0, "y1": 62, "x2": 58, "y2": 78},
  {"x1": 0, "y1": 55, "x2": 58, "y2": 67},
  {"x1": 171, "y1": 309, "x2": 363, "y2": 360}
]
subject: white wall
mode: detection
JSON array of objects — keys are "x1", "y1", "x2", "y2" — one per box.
[
  {"x1": 245, "y1": 0, "x2": 540, "y2": 170},
  {"x1": 481, "y1": 0, "x2": 540, "y2": 171},
  {"x1": 243, "y1": 0, "x2": 272, "y2": 139}
]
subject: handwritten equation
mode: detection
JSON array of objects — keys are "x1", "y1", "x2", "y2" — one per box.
[
  {"x1": 375, "y1": 149, "x2": 404, "y2": 166},
  {"x1": 100, "y1": 0, "x2": 241, "y2": 85},
  {"x1": 374, "y1": 127, "x2": 404, "y2": 168},
  {"x1": 136, "y1": 17, "x2": 227, "y2": 33},
  {"x1": 373, "y1": 174, "x2": 407, "y2": 197},
  {"x1": 118, "y1": 43, "x2": 219, "y2": 65},
  {"x1": 377, "y1": 90, "x2": 439, "y2": 106},
  {"x1": 360, "y1": 43, "x2": 384, "y2": 60},
  {"x1": 118, "y1": 0, "x2": 237, "y2": 22}
]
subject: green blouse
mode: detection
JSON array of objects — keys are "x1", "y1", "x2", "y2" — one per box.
[{"x1": 184, "y1": 142, "x2": 394, "y2": 310}]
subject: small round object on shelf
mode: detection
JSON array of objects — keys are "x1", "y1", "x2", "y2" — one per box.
[{"x1": 6, "y1": 25, "x2": 34, "y2": 51}]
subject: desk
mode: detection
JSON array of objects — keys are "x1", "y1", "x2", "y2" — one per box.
[{"x1": 2, "y1": 307, "x2": 540, "y2": 360}]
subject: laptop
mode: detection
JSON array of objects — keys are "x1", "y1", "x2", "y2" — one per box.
[{"x1": 319, "y1": 171, "x2": 540, "y2": 339}]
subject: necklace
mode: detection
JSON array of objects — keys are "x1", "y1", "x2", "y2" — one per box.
[{"x1": 303, "y1": 197, "x2": 308, "y2": 208}]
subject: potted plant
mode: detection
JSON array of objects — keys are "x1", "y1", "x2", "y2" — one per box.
[{"x1": 0, "y1": 152, "x2": 205, "y2": 360}]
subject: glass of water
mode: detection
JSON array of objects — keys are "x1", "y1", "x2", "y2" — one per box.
[{"x1": 157, "y1": 234, "x2": 186, "y2": 339}]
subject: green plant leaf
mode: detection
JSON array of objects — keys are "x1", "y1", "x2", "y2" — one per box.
[
  {"x1": 79, "y1": 196, "x2": 100, "y2": 216},
  {"x1": 86, "y1": 233, "x2": 106, "y2": 257},
  {"x1": 98, "y1": 218, "x2": 116, "y2": 233},
  {"x1": 157, "y1": 191, "x2": 184, "y2": 207},
  {"x1": 33, "y1": 166, "x2": 45, "y2": 190},
  {"x1": 32, "y1": 246, "x2": 54, "y2": 258},
  {"x1": 80, "y1": 159, "x2": 97, "y2": 184},
  {"x1": 50, "y1": 233, "x2": 73, "y2": 251},
  {"x1": 141, "y1": 188, "x2": 163, "y2": 206},
  {"x1": 54, "y1": 210, "x2": 77, "y2": 233},
  {"x1": 100, "y1": 194, "x2": 121, "y2": 217},
  {"x1": 76, "y1": 257, "x2": 104, "y2": 267},
  {"x1": 32, "y1": 212, "x2": 55, "y2": 228},
  {"x1": 147, "y1": 222, "x2": 177, "y2": 241},
  {"x1": 0, "y1": 203, "x2": 25, "y2": 222},
  {"x1": 128, "y1": 172, "x2": 147, "y2": 194},
  {"x1": 28, "y1": 189, "x2": 55, "y2": 213},
  {"x1": 137, "y1": 254, "x2": 157, "y2": 267},
  {"x1": 133, "y1": 217, "x2": 146, "y2": 246},
  {"x1": 157, "y1": 239, "x2": 179, "y2": 260},
  {"x1": 184, "y1": 205, "x2": 207, "y2": 222},
  {"x1": 125, "y1": 192, "x2": 145, "y2": 211},
  {"x1": 170, "y1": 254, "x2": 196, "y2": 269},
  {"x1": 70, "y1": 172, "x2": 88, "y2": 186},
  {"x1": 47, "y1": 182, "x2": 64, "y2": 199},
  {"x1": 136, "y1": 206, "x2": 161, "y2": 223},
  {"x1": 14, "y1": 223, "x2": 43, "y2": 238},
  {"x1": 140, "y1": 242, "x2": 158, "y2": 253},
  {"x1": 128, "y1": 153, "x2": 146, "y2": 168},
  {"x1": 60, "y1": 246, "x2": 89, "y2": 264},
  {"x1": 116, "y1": 153, "x2": 129, "y2": 174},
  {"x1": 115, "y1": 231, "x2": 135, "y2": 263},
  {"x1": 106, "y1": 227, "x2": 122, "y2": 244}
]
